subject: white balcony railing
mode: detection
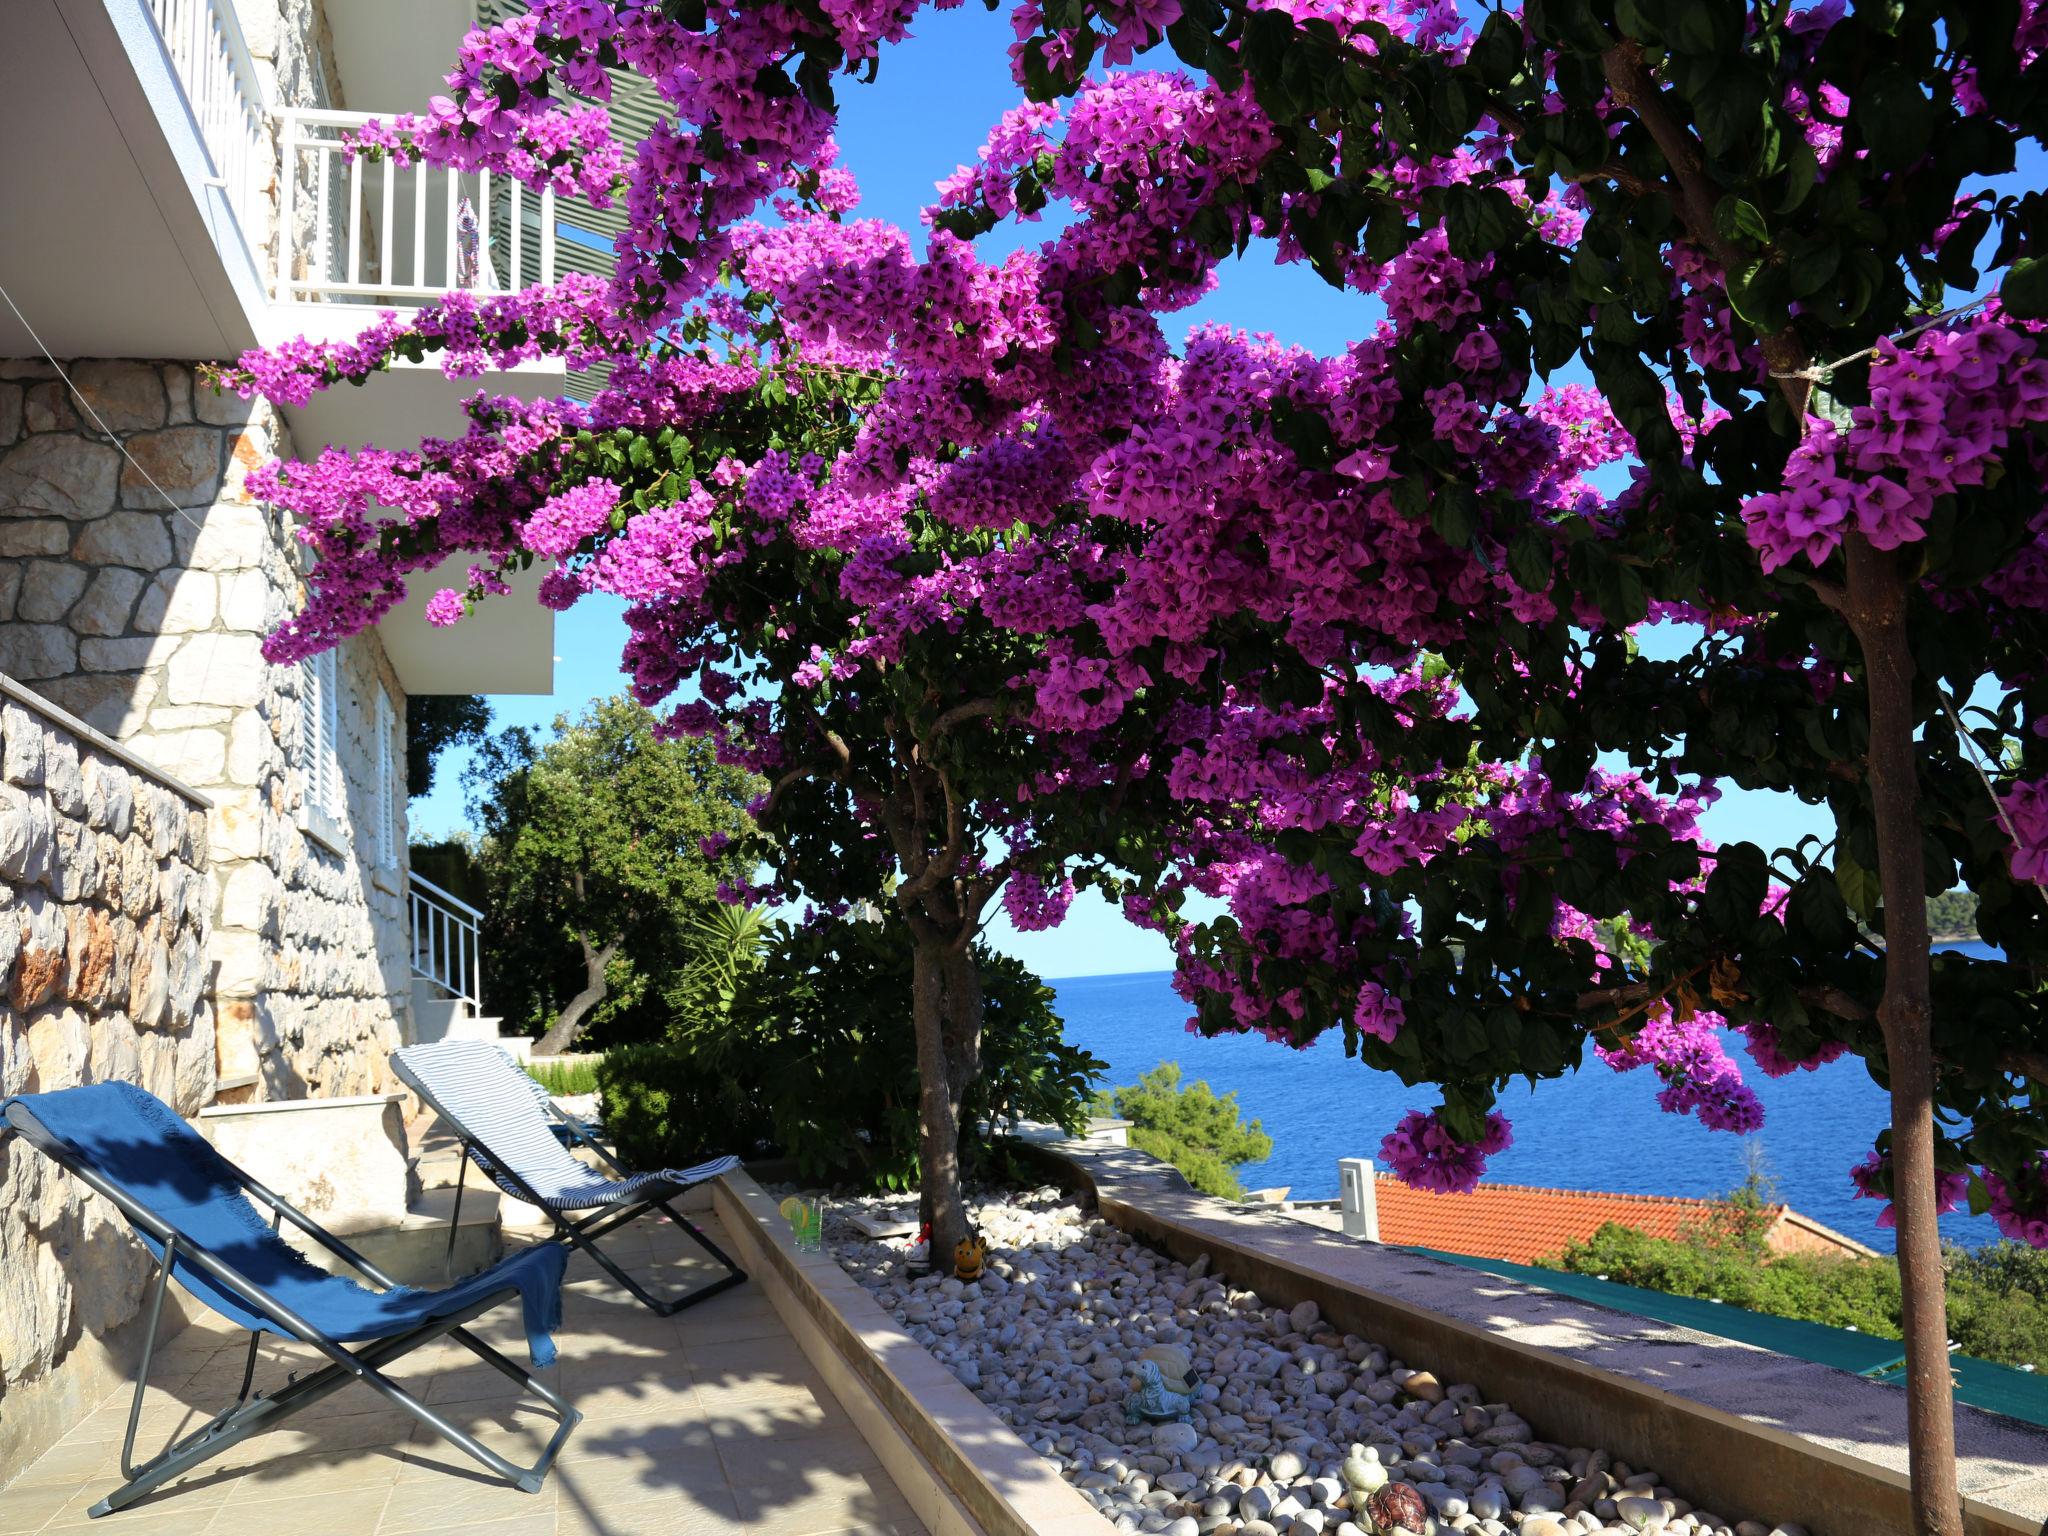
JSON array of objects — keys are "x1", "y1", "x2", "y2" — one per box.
[
  {"x1": 148, "y1": 0, "x2": 269, "y2": 246},
  {"x1": 409, "y1": 872, "x2": 484, "y2": 1016},
  {"x1": 278, "y1": 109, "x2": 558, "y2": 307}
]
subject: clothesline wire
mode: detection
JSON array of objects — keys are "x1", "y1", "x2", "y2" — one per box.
[
  {"x1": 1768, "y1": 293, "x2": 1996, "y2": 385},
  {"x1": 0, "y1": 277, "x2": 222, "y2": 547},
  {"x1": 0, "y1": 275, "x2": 251, "y2": 725}
]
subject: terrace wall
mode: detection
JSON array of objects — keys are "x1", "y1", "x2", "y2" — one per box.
[{"x1": 0, "y1": 677, "x2": 215, "y2": 1479}]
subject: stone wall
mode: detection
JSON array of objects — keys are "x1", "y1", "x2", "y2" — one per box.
[
  {"x1": 0, "y1": 358, "x2": 413, "y2": 1101},
  {"x1": 0, "y1": 678, "x2": 215, "y2": 1480}
]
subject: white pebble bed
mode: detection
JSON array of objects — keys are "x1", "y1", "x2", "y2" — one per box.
[{"x1": 822, "y1": 1187, "x2": 1807, "y2": 1536}]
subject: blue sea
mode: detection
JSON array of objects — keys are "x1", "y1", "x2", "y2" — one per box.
[{"x1": 1049, "y1": 944, "x2": 2008, "y2": 1253}]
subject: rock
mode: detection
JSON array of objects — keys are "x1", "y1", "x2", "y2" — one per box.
[
  {"x1": 0, "y1": 434, "x2": 119, "y2": 517},
  {"x1": 1164, "y1": 1519, "x2": 1200, "y2": 1536},
  {"x1": 1270, "y1": 1452, "x2": 1306, "y2": 1482},
  {"x1": 1154, "y1": 1423, "x2": 1200, "y2": 1455},
  {"x1": 69, "y1": 360, "x2": 167, "y2": 431},
  {"x1": 1616, "y1": 1496, "x2": 1670, "y2": 1531},
  {"x1": 1466, "y1": 1486, "x2": 1505, "y2": 1523},
  {"x1": 1400, "y1": 1372, "x2": 1444, "y2": 1405},
  {"x1": 1520, "y1": 1521, "x2": 1570, "y2": 1536},
  {"x1": 73, "y1": 510, "x2": 172, "y2": 568},
  {"x1": 1289, "y1": 1301, "x2": 1322, "y2": 1334},
  {"x1": 1240, "y1": 1488, "x2": 1279, "y2": 1523},
  {"x1": 119, "y1": 426, "x2": 221, "y2": 508}
]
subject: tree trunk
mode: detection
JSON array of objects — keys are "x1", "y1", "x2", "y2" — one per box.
[
  {"x1": 535, "y1": 935, "x2": 619, "y2": 1056},
  {"x1": 1843, "y1": 535, "x2": 1962, "y2": 1536},
  {"x1": 912, "y1": 934, "x2": 969, "y2": 1266},
  {"x1": 940, "y1": 943, "x2": 986, "y2": 1159}
]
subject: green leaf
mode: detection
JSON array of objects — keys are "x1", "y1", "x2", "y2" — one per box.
[
  {"x1": 1469, "y1": 11, "x2": 1520, "y2": 88},
  {"x1": 1690, "y1": 61, "x2": 1766, "y2": 157},
  {"x1": 1726, "y1": 256, "x2": 1791, "y2": 332},
  {"x1": 2003, "y1": 256, "x2": 2048, "y2": 320},
  {"x1": 1507, "y1": 529, "x2": 1553, "y2": 593},
  {"x1": 1712, "y1": 195, "x2": 1769, "y2": 247},
  {"x1": 1431, "y1": 485, "x2": 1479, "y2": 548},
  {"x1": 1442, "y1": 185, "x2": 1523, "y2": 259},
  {"x1": 1854, "y1": 66, "x2": 1937, "y2": 172},
  {"x1": 1835, "y1": 852, "x2": 1882, "y2": 922},
  {"x1": 1937, "y1": 209, "x2": 1992, "y2": 290},
  {"x1": 1664, "y1": 0, "x2": 1742, "y2": 54}
]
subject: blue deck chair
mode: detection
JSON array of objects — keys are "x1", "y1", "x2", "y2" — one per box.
[
  {"x1": 391, "y1": 1040, "x2": 745, "y2": 1317},
  {"x1": 0, "y1": 1082, "x2": 581, "y2": 1518}
]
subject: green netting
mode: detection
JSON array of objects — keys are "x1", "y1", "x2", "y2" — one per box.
[
  {"x1": 1867, "y1": 1352, "x2": 2048, "y2": 1427},
  {"x1": 1405, "y1": 1247, "x2": 1910, "y2": 1373},
  {"x1": 1403, "y1": 1247, "x2": 2048, "y2": 1429}
]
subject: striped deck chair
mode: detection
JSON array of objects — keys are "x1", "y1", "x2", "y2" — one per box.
[
  {"x1": 1, "y1": 1082, "x2": 579, "y2": 1517},
  {"x1": 392, "y1": 1040, "x2": 746, "y2": 1316}
]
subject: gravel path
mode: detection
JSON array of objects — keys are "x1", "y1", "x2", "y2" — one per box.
[{"x1": 823, "y1": 1187, "x2": 1807, "y2": 1536}]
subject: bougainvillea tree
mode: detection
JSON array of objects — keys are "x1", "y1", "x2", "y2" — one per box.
[
  {"x1": 222, "y1": 278, "x2": 1194, "y2": 1256},
  {"x1": 214, "y1": 0, "x2": 2048, "y2": 1527}
]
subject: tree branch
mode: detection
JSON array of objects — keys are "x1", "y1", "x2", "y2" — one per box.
[
  {"x1": 930, "y1": 699, "x2": 999, "y2": 738},
  {"x1": 1598, "y1": 39, "x2": 1813, "y2": 415}
]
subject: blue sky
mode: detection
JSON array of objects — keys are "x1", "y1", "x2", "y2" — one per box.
[{"x1": 406, "y1": 5, "x2": 1960, "y2": 979}]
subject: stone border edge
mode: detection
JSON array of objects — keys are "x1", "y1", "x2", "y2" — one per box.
[
  {"x1": 0, "y1": 669, "x2": 213, "y2": 809},
  {"x1": 711, "y1": 1170, "x2": 1111, "y2": 1536},
  {"x1": 1018, "y1": 1141, "x2": 2034, "y2": 1536}
]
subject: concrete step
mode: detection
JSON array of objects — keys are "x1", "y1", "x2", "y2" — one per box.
[
  {"x1": 445, "y1": 1013, "x2": 508, "y2": 1045},
  {"x1": 282, "y1": 1183, "x2": 504, "y2": 1286}
]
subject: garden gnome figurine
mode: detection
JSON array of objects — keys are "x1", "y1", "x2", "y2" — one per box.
[
  {"x1": 1342, "y1": 1443, "x2": 1388, "y2": 1502},
  {"x1": 1123, "y1": 1344, "x2": 1198, "y2": 1424},
  {"x1": 954, "y1": 1233, "x2": 987, "y2": 1282}
]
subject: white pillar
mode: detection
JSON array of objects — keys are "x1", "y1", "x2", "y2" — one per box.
[{"x1": 1339, "y1": 1158, "x2": 1380, "y2": 1242}]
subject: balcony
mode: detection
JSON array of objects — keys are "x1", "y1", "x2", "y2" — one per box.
[
  {"x1": 0, "y1": 0, "x2": 563, "y2": 377},
  {"x1": 0, "y1": 0, "x2": 564, "y2": 694}
]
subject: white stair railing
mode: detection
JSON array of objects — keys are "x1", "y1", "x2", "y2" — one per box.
[
  {"x1": 409, "y1": 872, "x2": 484, "y2": 1016},
  {"x1": 147, "y1": 0, "x2": 269, "y2": 247},
  {"x1": 277, "y1": 109, "x2": 557, "y2": 306}
]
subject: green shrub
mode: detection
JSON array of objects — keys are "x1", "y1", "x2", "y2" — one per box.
[
  {"x1": 597, "y1": 916, "x2": 1104, "y2": 1189},
  {"x1": 1543, "y1": 1225, "x2": 2048, "y2": 1369},
  {"x1": 597, "y1": 1041, "x2": 768, "y2": 1166},
  {"x1": 525, "y1": 1057, "x2": 601, "y2": 1096},
  {"x1": 1099, "y1": 1063, "x2": 1274, "y2": 1200}
]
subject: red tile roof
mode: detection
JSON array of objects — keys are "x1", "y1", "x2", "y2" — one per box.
[{"x1": 1370, "y1": 1177, "x2": 1835, "y2": 1265}]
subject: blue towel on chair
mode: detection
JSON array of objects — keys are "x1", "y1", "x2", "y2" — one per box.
[{"x1": 4, "y1": 1082, "x2": 568, "y2": 1366}]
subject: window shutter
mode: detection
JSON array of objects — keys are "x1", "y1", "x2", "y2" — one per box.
[
  {"x1": 320, "y1": 651, "x2": 340, "y2": 818},
  {"x1": 300, "y1": 652, "x2": 342, "y2": 821},
  {"x1": 376, "y1": 690, "x2": 396, "y2": 865},
  {"x1": 299, "y1": 656, "x2": 322, "y2": 812}
]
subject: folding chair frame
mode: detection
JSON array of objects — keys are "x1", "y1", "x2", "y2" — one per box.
[
  {"x1": 393, "y1": 1058, "x2": 745, "y2": 1319},
  {"x1": 1, "y1": 1101, "x2": 580, "y2": 1519}
]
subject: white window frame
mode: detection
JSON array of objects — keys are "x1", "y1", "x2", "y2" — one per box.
[
  {"x1": 375, "y1": 688, "x2": 398, "y2": 867},
  {"x1": 297, "y1": 650, "x2": 345, "y2": 849}
]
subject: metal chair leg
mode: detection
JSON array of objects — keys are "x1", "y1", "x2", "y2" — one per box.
[
  {"x1": 445, "y1": 1147, "x2": 470, "y2": 1284},
  {"x1": 87, "y1": 1298, "x2": 578, "y2": 1517},
  {"x1": 552, "y1": 1190, "x2": 747, "y2": 1317}
]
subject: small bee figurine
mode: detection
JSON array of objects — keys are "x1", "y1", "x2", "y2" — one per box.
[{"x1": 953, "y1": 1232, "x2": 987, "y2": 1282}]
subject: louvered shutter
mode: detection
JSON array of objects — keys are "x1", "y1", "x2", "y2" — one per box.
[
  {"x1": 300, "y1": 652, "x2": 341, "y2": 819},
  {"x1": 376, "y1": 689, "x2": 397, "y2": 864}
]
